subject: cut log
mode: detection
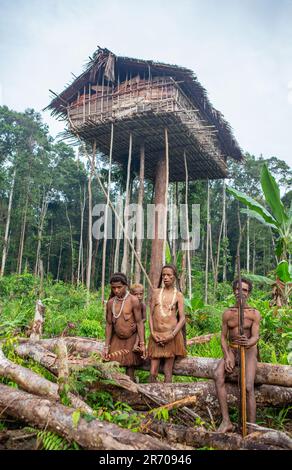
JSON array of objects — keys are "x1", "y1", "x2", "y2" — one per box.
[
  {"x1": 187, "y1": 333, "x2": 216, "y2": 346},
  {"x1": 88, "y1": 381, "x2": 292, "y2": 415},
  {"x1": 0, "y1": 346, "x2": 92, "y2": 414},
  {"x1": 149, "y1": 422, "x2": 292, "y2": 450},
  {"x1": 0, "y1": 384, "x2": 173, "y2": 450},
  {"x1": 56, "y1": 338, "x2": 69, "y2": 395},
  {"x1": 20, "y1": 337, "x2": 292, "y2": 387}
]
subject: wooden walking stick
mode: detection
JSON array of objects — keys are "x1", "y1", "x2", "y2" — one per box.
[{"x1": 237, "y1": 248, "x2": 247, "y2": 437}]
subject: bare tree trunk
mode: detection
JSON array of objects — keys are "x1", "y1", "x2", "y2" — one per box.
[
  {"x1": 184, "y1": 151, "x2": 192, "y2": 299},
  {"x1": 65, "y1": 204, "x2": 75, "y2": 284},
  {"x1": 77, "y1": 185, "x2": 86, "y2": 284},
  {"x1": 86, "y1": 141, "x2": 96, "y2": 291},
  {"x1": 56, "y1": 242, "x2": 63, "y2": 281},
  {"x1": 222, "y1": 179, "x2": 227, "y2": 281},
  {"x1": 34, "y1": 190, "x2": 49, "y2": 276},
  {"x1": 1, "y1": 168, "x2": 16, "y2": 277},
  {"x1": 46, "y1": 221, "x2": 53, "y2": 276},
  {"x1": 214, "y1": 219, "x2": 223, "y2": 292},
  {"x1": 17, "y1": 190, "x2": 29, "y2": 274},
  {"x1": 30, "y1": 300, "x2": 45, "y2": 342},
  {"x1": 134, "y1": 142, "x2": 145, "y2": 283},
  {"x1": 0, "y1": 384, "x2": 172, "y2": 450},
  {"x1": 90, "y1": 238, "x2": 99, "y2": 287},
  {"x1": 121, "y1": 132, "x2": 132, "y2": 276},
  {"x1": 247, "y1": 212, "x2": 250, "y2": 273},
  {"x1": 204, "y1": 180, "x2": 210, "y2": 304},
  {"x1": 101, "y1": 124, "x2": 114, "y2": 302},
  {"x1": 149, "y1": 129, "x2": 169, "y2": 290},
  {"x1": 113, "y1": 195, "x2": 122, "y2": 273}
]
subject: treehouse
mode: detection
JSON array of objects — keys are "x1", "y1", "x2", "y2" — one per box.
[{"x1": 47, "y1": 47, "x2": 243, "y2": 288}]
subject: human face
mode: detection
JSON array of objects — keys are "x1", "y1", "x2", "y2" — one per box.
[
  {"x1": 162, "y1": 268, "x2": 175, "y2": 288},
  {"x1": 111, "y1": 282, "x2": 127, "y2": 298},
  {"x1": 234, "y1": 281, "x2": 250, "y2": 304},
  {"x1": 132, "y1": 288, "x2": 144, "y2": 302}
]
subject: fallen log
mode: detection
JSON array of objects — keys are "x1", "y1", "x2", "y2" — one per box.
[
  {"x1": 19, "y1": 337, "x2": 292, "y2": 387},
  {"x1": 0, "y1": 346, "x2": 92, "y2": 414},
  {"x1": 149, "y1": 422, "x2": 292, "y2": 450},
  {"x1": 187, "y1": 333, "x2": 216, "y2": 346},
  {"x1": 88, "y1": 381, "x2": 292, "y2": 415},
  {"x1": 0, "y1": 384, "x2": 173, "y2": 450}
]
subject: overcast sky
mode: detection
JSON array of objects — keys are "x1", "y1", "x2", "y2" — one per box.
[{"x1": 1, "y1": 0, "x2": 292, "y2": 167}]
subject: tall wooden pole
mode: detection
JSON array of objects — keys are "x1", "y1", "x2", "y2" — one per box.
[
  {"x1": 184, "y1": 151, "x2": 192, "y2": 299},
  {"x1": 101, "y1": 124, "x2": 114, "y2": 303},
  {"x1": 86, "y1": 140, "x2": 96, "y2": 291},
  {"x1": 204, "y1": 180, "x2": 210, "y2": 304},
  {"x1": 149, "y1": 128, "x2": 169, "y2": 289},
  {"x1": 121, "y1": 133, "x2": 133, "y2": 276},
  {"x1": 135, "y1": 142, "x2": 145, "y2": 283}
]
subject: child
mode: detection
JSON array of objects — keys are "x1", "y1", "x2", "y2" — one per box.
[
  {"x1": 130, "y1": 283, "x2": 147, "y2": 353},
  {"x1": 103, "y1": 273, "x2": 146, "y2": 381},
  {"x1": 148, "y1": 264, "x2": 186, "y2": 383}
]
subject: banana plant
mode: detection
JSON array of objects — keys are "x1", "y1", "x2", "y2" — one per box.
[{"x1": 228, "y1": 164, "x2": 291, "y2": 261}]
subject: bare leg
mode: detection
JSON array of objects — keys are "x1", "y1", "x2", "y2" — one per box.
[
  {"x1": 149, "y1": 358, "x2": 160, "y2": 383},
  {"x1": 214, "y1": 359, "x2": 235, "y2": 432},
  {"x1": 126, "y1": 366, "x2": 135, "y2": 382},
  {"x1": 245, "y1": 346, "x2": 257, "y2": 430},
  {"x1": 164, "y1": 357, "x2": 175, "y2": 383}
]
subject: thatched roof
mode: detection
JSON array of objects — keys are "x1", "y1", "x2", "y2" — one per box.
[{"x1": 47, "y1": 47, "x2": 243, "y2": 179}]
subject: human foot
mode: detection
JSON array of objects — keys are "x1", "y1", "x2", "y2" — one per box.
[{"x1": 217, "y1": 420, "x2": 235, "y2": 433}]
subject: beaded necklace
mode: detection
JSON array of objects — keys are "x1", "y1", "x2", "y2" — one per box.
[
  {"x1": 112, "y1": 291, "x2": 130, "y2": 319},
  {"x1": 159, "y1": 287, "x2": 177, "y2": 318}
]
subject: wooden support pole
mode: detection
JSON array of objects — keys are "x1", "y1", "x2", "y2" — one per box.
[
  {"x1": 101, "y1": 124, "x2": 114, "y2": 303},
  {"x1": 184, "y1": 151, "x2": 192, "y2": 299},
  {"x1": 135, "y1": 142, "x2": 145, "y2": 283},
  {"x1": 121, "y1": 133, "x2": 132, "y2": 276}
]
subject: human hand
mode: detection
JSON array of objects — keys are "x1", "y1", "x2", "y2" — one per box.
[
  {"x1": 224, "y1": 354, "x2": 235, "y2": 373},
  {"x1": 233, "y1": 335, "x2": 249, "y2": 347},
  {"x1": 102, "y1": 346, "x2": 110, "y2": 361},
  {"x1": 152, "y1": 333, "x2": 162, "y2": 343},
  {"x1": 140, "y1": 344, "x2": 147, "y2": 359}
]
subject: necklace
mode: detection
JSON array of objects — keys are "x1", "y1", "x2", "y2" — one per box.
[
  {"x1": 112, "y1": 291, "x2": 130, "y2": 319},
  {"x1": 159, "y1": 287, "x2": 177, "y2": 318}
]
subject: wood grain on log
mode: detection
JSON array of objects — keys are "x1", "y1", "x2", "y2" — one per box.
[{"x1": 0, "y1": 384, "x2": 173, "y2": 450}]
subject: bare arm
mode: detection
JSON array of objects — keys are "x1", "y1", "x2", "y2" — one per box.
[
  {"x1": 149, "y1": 290, "x2": 161, "y2": 342},
  {"x1": 221, "y1": 310, "x2": 235, "y2": 373},
  {"x1": 103, "y1": 301, "x2": 113, "y2": 359},
  {"x1": 133, "y1": 296, "x2": 146, "y2": 358},
  {"x1": 172, "y1": 292, "x2": 185, "y2": 337}
]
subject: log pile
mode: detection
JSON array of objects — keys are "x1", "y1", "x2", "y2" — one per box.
[{"x1": 0, "y1": 335, "x2": 291, "y2": 450}]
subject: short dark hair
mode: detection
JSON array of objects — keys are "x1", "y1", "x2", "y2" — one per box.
[
  {"x1": 110, "y1": 272, "x2": 128, "y2": 286},
  {"x1": 233, "y1": 277, "x2": 253, "y2": 293},
  {"x1": 158, "y1": 264, "x2": 181, "y2": 291}
]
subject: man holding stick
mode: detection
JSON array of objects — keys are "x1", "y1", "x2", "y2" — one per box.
[{"x1": 214, "y1": 278, "x2": 261, "y2": 433}]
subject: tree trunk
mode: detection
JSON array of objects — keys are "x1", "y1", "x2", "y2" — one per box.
[
  {"x1": 101, "y1": 124, "x2": 114, "y2": 302},
  {"x1": 36, "y1": 337, "x2": 292, "y2": 387},
  {"x1": 65, "y1": 204, "x2": 75, "y2": 284},
  {"x1": 121, "y1": 132, "x2": 133, "y2": 276},
  {"x1": 247, "y1": 213, "x2": 250, "y2": 273},
  {"x1": 96, "y1": 381, "x2": 292, "y2": 414},
  {"x1": 77, "y1": 184, "x2": 86, "y2": 284},
  {"x1": 46, "y1": 220, "x2": 53, "y2": 276},
  {"x1": 34, "y1": 190, "x2": 49, "y2": 276},
  {"x1": 30, "y1": 300, "x2": 45, "y2": 342},
  {"x1": 149, "y1": 422, "x2": 292, "y2": 450},
  {"x1": 56, "y1": 241, "x2": 63, "y2": 281},
  {"x1": 222, "y1": 179, "x2": 227, "y2": 282},
  {"x1": 1, "y1": 168, "x2": 16, "y2": 277},
  {"x1": 17, "y1": 190, "x2": 29, "y2": 274},
  {"x1": 149, "y1": 150, "x2": 168, "y2": 290},
  {"x1": 204, "y1": 180, "x2": 210, "y2": 304},
  {"x1": 0, "y1": 384, "x2": 173, "y2": 450},
  {"x1": 86, "y1": 141, "x2": 96, "y2": 291},
  {"x1": 113, "y1": 195, "x2": 123, "y2": 273},
  {"x1": 184, "y1": 151, "x2": 192, "y2": 299},
  {"x1": 134, "y1": 142, "x2": 145, "y2": 283}
]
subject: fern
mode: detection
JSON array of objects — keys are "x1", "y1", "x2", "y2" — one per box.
[{"x1": 25, "y1": 428, "x2": 79, "y2": 450}]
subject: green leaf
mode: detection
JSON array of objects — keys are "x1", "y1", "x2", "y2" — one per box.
[
  {"x1": 276, "y1": 261, "x2": 292, "y2": 283},
  {"x1": 261, "y1": 164, "x2": 288, "y2": 225},
  {"x1": 243, "y1": 273, "x2": 275, "y2": 286},
  {"x1": 275, "y1": 239, "x2": 284, "y2": 259},
  {"x1": 72, "y1": 410, "x2": 81, "y2": 429},
  {"x1": 165, "y1": 241, "x2": 172, "y2": 264},
  {"x1": 240, "y1": 209, "x2": 278, "y2": 230},
  {"x1": 227, "y1": 186, "x2": 278, "y2": 227}
]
